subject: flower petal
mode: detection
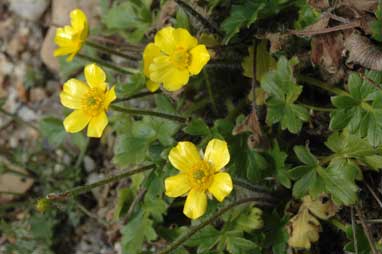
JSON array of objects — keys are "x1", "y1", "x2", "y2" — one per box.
[
  {"x1": 84, "y1": 63, "x2": 107, "y2": 91},
  {"x1": 204, "y1": 139, "x2": 230, "y2": 171},
  {"x1": 183, "y1": 189, "x2": 207, "y2": 220},
  {"x1": 60, "y1": 79, "x2": 88, "y2": 109},
  {"x1": 143, "y1": 43, "x2": 161, "y2": 77},
  {"x1": 149, "y1": 56, "x2": 189, "y2": 91},
  {"x1": 70, "y1": 9, "x2": 87, "y2": 33},
  {"x1": 63, "y1": 110, "x2": 91, "y2": 133},
  {"x1": 87, "y1": 111, "x2": 108, "y2": 138},
  {"x1": 154, "y1": 26, "x2": 176, "y2": 55},
  {"x1": 208, "y1": 172, "x2": 233, "y2": 202},
  {"x1": 169, "y1": 141, "x2": 201, "y2": 172},
  {"x1": 173, "y1": 28, "x2": 197, "y2": 50},
  {"x1": 164, "y1": 173, "x2": 191, "y2": 197},
  {"x1": 62, "y1": 78, "x2": 89, "y2": 97},
  {"x1": 188, "y1": 45, "x2": 210, "y2": 75},
  {"x1": 146, "y1": 80, "x2": 160, "y2": 92},
  {"x1": 103, "y1": 86, "x2": 116, "y2": 110}
]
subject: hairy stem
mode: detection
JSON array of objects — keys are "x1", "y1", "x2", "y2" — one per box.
[
  {"x1": 46, "y1": 164, "x2": 155, "y2": 201},
  {"x1": 296, "y1": 75, "x2": 348, "y2": 96},
  {"x1": 113, "y1": 90, "x2": 162, "y2": 104},
  {"x1": 157, "y1": 197, "x2": 274, "y2": 254},
  {"x1": 111, "y1": 105, "x2": 187, "y2": 123},
  {"x1": 77, "y1": 53, "x2": 138, "y2": 75},
  {"x1": 203, "y1": 70, "x2": 218, "y2": 115},
  {"x1": 299, "y1": 103, "x2": 334, "y2": 112},
  {"x1": 85, "y1": 40, "x2": 141, "y2": 61},
  {"x1": 174, "y1": 0, "x2": 223, "y2": 37}
]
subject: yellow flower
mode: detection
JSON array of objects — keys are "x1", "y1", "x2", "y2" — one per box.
[
  {"x1": 60, "y1": 63, "x2": 116, "y2": 138},
  {"x1": 165, "y1": 139, "x2": 233, "y2": 219},
  {"x1": 54, "y1": 8, "x2": 88, "y2": 61},
  {"x1": 143, "y1": 26, "x2": 211, "y2": 92}
]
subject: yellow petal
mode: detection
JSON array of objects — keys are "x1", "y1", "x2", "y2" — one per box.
[
  {"x1": 63, "y1": 78, "x2": 89, "y2": 98},
  {"x1": 154, "y1": 26, "x2": 176, "y2": 55},
  {"x1": 188, "y1": 45, "x2": 210, "y2": 75},
  {"x1": 169, "y1": 141, "x2": 201, "y2": 172},
  {"x1": 54, "y1": 27, "x2": 74, "y2": 46},
  {"x1": 84, "y1": 63, "x2": 107, "y2": 91},
  {"x1": 103, "y1": 86, "x2": 116, "y2": 110},
  {"x1": 66, "y1": 52, "x2": 77, "y2": 62},
  {"x1": 87, "y1": 111, "x2": 108, "y2": 138},
  {"x1": 208, "y1": 172, "x2": 233, "y2": 202},
  {"x1": 60, "y1": 79, "x2": 88, "y2": 109},
  {"x1": 143, "y1": 43, "x2": 161, "y2": 77},
  {"x1": 149, "y1": 56, "x2": 189, "y2": 91},
  {"x1": 54, "y1": 47, "x2": 74, "y2": 57},
  {"x1": 173, "y1": 28, "x2": 197, "y2": 50},
  {"x1": 164, "y1": 173, "x2": 191, "y2": 197},
  {"x1": 183, "y1": 189, "x2": 207, "y2": 220},
  {"x1": 146, "y1": 80, "x2": 160, "y2": 92},
  {"x1": 204, "y1": 139, "x2": 230, "y2": 171},
  {"x1": 63, "y1": 110, "x2": 91, "y2": 133},
  {"x1": 70, "y1": 9, "x2": 87, "y2": 33}
]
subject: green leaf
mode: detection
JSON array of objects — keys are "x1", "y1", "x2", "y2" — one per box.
[
  {"x1": 330, "y1": 71, "x2": 382, "y2": 146},
  {"x1": 175, "y1": 7, "x2": 189, "y2": 29},
  {"x1": 225, "y1": 236, "x2": 259, "y2": 254},
  {"x1": 294, "y1": 146, "x2": 318, "y2": 166},
  {"x1": 235, "y1": 207, "x2": 263, "y2": 232},
  {"x1": 102, "y1": 0, "x2": 153, "y2": 43},
  {"x1": 242, "y1": 40, "x2": 276, "y2": 81},
  {"x1": 220, "y1": 0, "x2": 290, "y2": 43},
  {"x1": 113, "y1": 136, "x2": 151, "y2": 167},
  {"x1": 325, "y1": 131, "x2": 382, "y2": 170},
  {"x1": 294, "y1": 0, "x2": 320, "y2": 29},
  {"x1": 39, "y1": 117, "x2": 67, "y2": 147},
  {"x1": 261, "y1": 56, "x2": 309, "y2": 134},
  {"x1": 116, "y1": 72, "x2": 146, "y2": 98},
  {"x1": 121, "y1": 211, "x2": 157, "y2": 254},
  {"x1": 183, "y1": 118, "x2": 210, "y2": 136},
  {"x1": 317, "y1": 164, "x2": 358, "y2": 205},
  {"x1": 371, "y1": 4, "x2": 382, "y2": 42},
  {"x1": 289, "y1": 146, "x2": 325, "y2": 198},
  {"x1": 268, "y1": 142, "x2": 291, "y2": 188},
  {"x1": 186, "y1": 225, "x2": 220, "y2": 253},
  {"x1": 114, "y1": 188, "x2": 133, "y2": 219}
]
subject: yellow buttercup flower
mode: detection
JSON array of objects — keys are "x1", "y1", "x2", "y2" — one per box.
[
  {"x1": 143, "y1": 26, "x2": 211, "y2": 92},
  {"x1": 165, "y1": 139, "x2": 233, "y2": 219},
  {"x1": 60, "y1": 63, "x2": 116, "y2": 138},
  {"x1": 54, "y1": 8, "x2": 88, "y2": 61}
]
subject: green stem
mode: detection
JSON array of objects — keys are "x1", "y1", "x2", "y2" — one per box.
[
  {"x1": 46, "y1": 164, "x2": 155, "y2": 201},
  {"x1": 296, "y1": 75, "x2": 349, "y2": 96},
  {"x1": 157, "y1": 197, "x2": 274, "y2": 254},
  {"x1": 329, "y1": 218, "x2": 348, "y2": 232},
  {"x1": 111, "y1": 105, "x2": 187, "y2": 123},
  {"x1": 77, "y1": 53, "x2": 138, "y2": 75},
  {"x1": 299, "y1": 103, "x2": 334, "y2": 112},
  {"x1": 85, "y1": 41, "x2": 141, "y2": 61},
  {"x1": 232, "y1": 177, "x2": 273, "y2": 196},
  {"x1": 203, "y1": 70, "x2": 218, "y2": 115},
  {"x1": 113, "y1": 90, "x2": 162, "y2": 104}
]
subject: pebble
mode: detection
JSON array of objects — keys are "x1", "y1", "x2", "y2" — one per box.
[
  {"x1": 9, "y1": 0, "x2": 50, "y2": 21},
  {"x1": 84, "y1": 155, "x2": 96, "y2": 173}
]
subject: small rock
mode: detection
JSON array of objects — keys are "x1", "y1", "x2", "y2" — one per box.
[
  {"x1": 18, "y1": 106, "x2": 38, "y2": 121},
  {"x1": 40, "y1": 27, "x2": 59, "y2": 72},
  {"x1": 10, "y1": 0, "x2": 50, "y2": 21},
  {"x1": 30, "y1": 87, "x2": 47, "y2": 102},
  {"x1": 84, "y1": 156, "x2": 96, "y2": 173}
]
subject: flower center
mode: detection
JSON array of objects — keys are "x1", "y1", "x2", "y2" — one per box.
[
  {"x1": 170, "y1": 47, "x2": 190, "y2": 69},
  {"x1": 82, "y1": 88, "x2": 105, "y2": 116},
  {"x1": 188, "y1": 161, "x2": 214, "y2": 191}
]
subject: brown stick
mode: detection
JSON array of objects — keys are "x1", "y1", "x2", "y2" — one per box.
[
  {"x1": 355, "y1": 206, "x2": 380, "y2": 254},
  {"x1": 289, "y1": 20, "x2": 361, "y2": 36}
]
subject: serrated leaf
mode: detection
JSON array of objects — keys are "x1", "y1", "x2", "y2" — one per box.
[
  {"x1": 121, "y1": 211, "x2": 157, "y2": 254},
  {"x1": 113, "y1": 136, "x2": 151, "y2": 167},
  {"x1": 183, "y1": 118, "x2": 210, "y2": 136},
  {"x1": 330, "y1": 71, "x2": 382, "y2": 146},
  {"x1": 39, "y1": 117, "x2": 67, "y2": 147},
  {"x1": 261, "y1": 56, "x2": 308, "y2": 133},
  {"x1": 102, "y1": 0, "x2": 153, "y2": 43}
]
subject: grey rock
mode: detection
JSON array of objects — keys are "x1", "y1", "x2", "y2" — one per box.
[{"x1": 10, "y1": 0, "x2": 50, "y2": 21}]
